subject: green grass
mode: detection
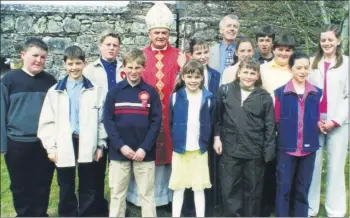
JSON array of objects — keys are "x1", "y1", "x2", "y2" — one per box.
[{"x1": 1, "y1": 152, "x2": 349, "y2": 217}]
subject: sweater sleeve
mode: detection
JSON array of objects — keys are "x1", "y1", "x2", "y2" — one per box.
[
  {"x1": 96, "y1": 86, "x2": 107, "y2": 148},
  {"x1": 332, "y1": 71, "x2": 348, "y2": 126},
  {"x1": 37, "y1": 90, "x2": 57, "y2": 154},
  {"x1": 263, "y1": 95, "x2": 276, "y2": 163},
  {"x1": 103, "y1": 88, "x2": 125, "y2": 150},
  {"x1": 214, "y1": 85, "x2": 224, "y2": 136},
  {"x1": 0, "y1": 81, "x2": 9, "y2": 153},
  {"x1": 168, "y1": 93, "x2": 174, "y2": 136},
  {"x1": 139, "y1": 89, "x2": 162, "y2": 151}
]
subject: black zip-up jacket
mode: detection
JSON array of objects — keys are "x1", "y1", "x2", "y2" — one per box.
[{"x1": 215, "y1": 82, "x2": 276, "y2": 162}]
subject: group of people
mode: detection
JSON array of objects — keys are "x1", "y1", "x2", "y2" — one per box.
[{"x1": 1, "y1": 2, "x2": 348, "y2": 218}]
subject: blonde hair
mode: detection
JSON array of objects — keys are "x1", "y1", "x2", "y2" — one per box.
[
  {"x1": 234, "y1": 57, "x2": 263, "y2": 87},
  {"x1": 99, "y1": 29, "x2": 121, "y2": 45}
]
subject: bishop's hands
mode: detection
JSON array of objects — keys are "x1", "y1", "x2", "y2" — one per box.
[
  {"x1": 177, "y1": 51, "x2": 187, "y2": 69},
  {"x1": 120, "y1": 145, "x2": 145, "y2": 161}
]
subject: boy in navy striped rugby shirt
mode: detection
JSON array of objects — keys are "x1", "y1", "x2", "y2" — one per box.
[{"x1": 103, "y1": 49, "x2": 162, "y2": 217}]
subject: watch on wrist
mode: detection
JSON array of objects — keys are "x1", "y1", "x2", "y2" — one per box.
[{"x1": 97, "y1": 145, "x2": 104, "y2": 150}]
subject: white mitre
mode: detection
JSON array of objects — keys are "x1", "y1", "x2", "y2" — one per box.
[{"x1": 145, "y1": 2, "x2": 174, "y2": 30}]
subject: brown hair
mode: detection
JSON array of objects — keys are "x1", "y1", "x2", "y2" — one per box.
[
  {"x1": 311, "y1": 24, "x2": 343, "y2": 69},
  {"x1": 189, "y1": 38, "x2": 209, "y2": 54},
  {"x1": 173, "y1": 59, "x2": 204, "y2": 93},
  {"x1": 122, "y1": 49, "x2": 146, "y2": 67},
  {"x1": 233, "y1": 37, "x2": 255, "y2": 64},
  {"x1": 63, "y1": 45, "x2": 86, "y2": 62},
  {"x1": 234, "y1": 56, "x2": 263, "y2": 87}
]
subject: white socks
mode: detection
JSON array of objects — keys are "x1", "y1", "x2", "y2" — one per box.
[
  {"x1": 194, "y1": 190, "x2": 205, "y2": 217},
  {"x1": 172, "y1": 189, "x2": 185, "y2": 217},
  {"x1": 172, "y1": 189, "x2": 205, "y2": 217}
]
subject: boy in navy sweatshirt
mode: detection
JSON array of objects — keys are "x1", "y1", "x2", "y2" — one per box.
[
  {"x1": 0, "y1": 38, "x2": 56, "y2": 216},
  {"x1": 103, "y1": 49, "x2": 162, "y2": 217}
]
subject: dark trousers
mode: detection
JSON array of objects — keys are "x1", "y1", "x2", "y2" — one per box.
[
  {"x1": 4, "y1": 137, "x2": 55, "y2": 217},
  {"x1": 260, "y1": 157, "x2": 277, "y2": 216},
  {"x1": 56, "y1": 137, "x2": 97, "y2": 217},
  {"x1": 275, "y1": 151, "x2": 316, "y2": 217},
  {"x1": 91, "y1": 143, "x2": 109, "y2": 216},
  {"x1": 220, "y1": 155, "x2": 265, "y2": 217},
  {"x1": 182, "y1": 147, "x2": 220, "y2": 217}
]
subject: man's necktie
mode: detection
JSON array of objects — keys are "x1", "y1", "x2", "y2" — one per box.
[{"x1": 225, "y1": 46, "x2": 233, "y2": 68}]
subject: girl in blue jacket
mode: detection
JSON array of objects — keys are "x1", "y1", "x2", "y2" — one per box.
[
  {"x1": 169, "y1": 59, "x2": 215, "y2": 217},
  {"x1": 274, "y1": 52, "x2": 323, "y2": 217}
]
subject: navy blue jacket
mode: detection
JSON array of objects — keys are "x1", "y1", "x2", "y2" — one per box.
[
  {"x1": 103, "y1": 79, "x2": 162, "y2": 161},
  {"x1": 169, "y1": 88, "x2": 215, "y2": 154},
  {"x1": 207, "y1": 66, "x2": 221, "y2": 94},
  {"x1": 274, "y1": 82, "x2": 322, "y2": 152}
]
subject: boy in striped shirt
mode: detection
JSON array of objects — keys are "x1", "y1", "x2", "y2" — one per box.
[{"x1": 103, "y1": 49, "x2": 162, "y2": 217}]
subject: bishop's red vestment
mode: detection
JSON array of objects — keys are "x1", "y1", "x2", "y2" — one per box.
[{"x1": 142, "y1": 44, "x2": 180, "y2": 165}]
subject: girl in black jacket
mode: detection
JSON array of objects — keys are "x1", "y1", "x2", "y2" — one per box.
[{"x1": 214, "y1": 57, "x2": 276, "y2": 217}]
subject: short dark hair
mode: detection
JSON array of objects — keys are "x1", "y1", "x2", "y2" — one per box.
[
  {"x1": 63, "y1": 45, "x2": 86, "y2": 62},
  {"x1": 288, "y1": 52, "x2": 310, "y2": 69},
  {"x1": 189, "y1": 38, "x2": 209, "y2": 54},
  {"x1": 122, "y1": 48, "x2": 146, "y2": 67},
  {"x1": 255, "y1": 26, "x2": 275, "y2": 41},
  {"x1": 273, "y1": 33, "x2": 296, "y2": 50},
  {"x1": 23, "y1": 37, "x2": 48, "y2": 52}
]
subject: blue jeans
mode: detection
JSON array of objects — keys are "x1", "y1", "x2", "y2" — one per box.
[{"x1": 276, "y1": 151, "x2": 316, "y2": 217}]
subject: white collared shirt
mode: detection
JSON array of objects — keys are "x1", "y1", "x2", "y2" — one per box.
[{"x1": 151, "y1": 44, "x2": 168, "y2": 51}]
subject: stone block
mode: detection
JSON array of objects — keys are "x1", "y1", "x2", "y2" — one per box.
[
  {"x1": 131, "y1": 22, "x2": 147, "y2": 34},
  {"x1": 134, "y1": 35, "x2": 149, "y2": 45},
  {"x1": 121, "y1": 37, "x2": 134, "y2": 45},
  {"x1": 32, "y1": 16, "x2": 47, "y2": 34},
  {"x1": 91, "y1": 22, "x2": 113, "y2": 33},
  {"x1": 115, "y1": 20, "x2": 126, "y2": 34},
  {"x1": 0, "y1": 38, "x2": 14, "y2": 57},
  {"x1": 77, "y1": 35, "x2": 95, "y2": 44},
  {"x1": 43, "y1": 37, "x2": 73, "y2": 54},
  {"x1": 63, "y1": 17, "x2": 81, "y2": 33},
  {"x1": 1, "y1": 16, "x2": 15, "y2": 32},
  {"x1": 15, "y1": 16, "x2": 33, "y2": 33},
  {"x1": 47, "y1": 20, "x2": 63, "y2": 33}
]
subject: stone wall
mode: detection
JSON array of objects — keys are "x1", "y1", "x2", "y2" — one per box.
[
  {"x1": 1, "y1": 1, "x2": 348, "y2": 78},
  {"x1": 0, "y1": 2, "x2": 177, "y2": 78}
]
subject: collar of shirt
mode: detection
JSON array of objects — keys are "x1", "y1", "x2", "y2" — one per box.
[
  {"x1": 271, "y1": 59, "x2": 290, "y2": 71},
  {"x1": 254, "y1": 51, "x2": 274, "y2": 63},
  {"x1": 66, "y1": 77, "x2": 84, "y2": 91},
  {"x1": 220, "y1": 40, "x2": 236, "y2": 51},
  {"x1": 151, "y1": 44, "x2": 168, "y2": 51},
  {"x1": 100, "y1": 57, "x2": 117, "y2": 68},
  {"x1": 21, "y1": 68, "x2": 36, "y2": 77},
  {"x1": 120, "y1": 78, "x2": 147, "y2": 90},
  {"x1": 283, "y1": 79, "x2": 318, "y2": 95},
  {"x1": 219, "y1": 41, "x2": 236, "y2": 74}
]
